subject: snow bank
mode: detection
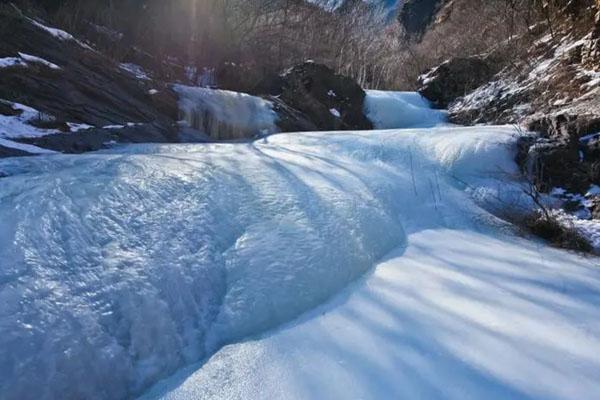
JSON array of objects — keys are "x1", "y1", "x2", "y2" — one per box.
[
  {"x1": 0, "y1": 101, "x2": 61, "y2": 139},
  {"x1": 29, "y1": 19, "x2": 75, "y2": 41},
  {"x1": 18, "y1": 53, "x2": 61, "y2": 70},
  {"x1": 0, "y1": 53, "x2": 60, "y2": 70},
  {"x1": 120, "y1": 63, "x2": 151, "y2": 80},
  {"x1": 174, "y1": 85, "x2": 278, "y2": 140},
  {"x1": 0, "y1": 57, "x2": 27, "y2": 69},
  {"x1": 364, "y1": 90, "x2": 447, "y2": 129},
  {"x1": 0, "y1": 138, "x2": 57, "y2": 154},
  {"x1": 28, "y1": 18, "x2": 93, "y2": 50},
  {"x1": 0, "y1": 126, "x2": 525, "y2": 400}
]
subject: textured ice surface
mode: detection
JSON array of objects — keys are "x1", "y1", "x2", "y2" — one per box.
[
  {"x1": 145, "y1": 128, "x2": 600, "y2": 400},
  {"x1": 0, "y1": 126, "x2": 521, "y2": 400},
  {"x1": 150, "y1": 230, "x2": 600, "y2": 400}
]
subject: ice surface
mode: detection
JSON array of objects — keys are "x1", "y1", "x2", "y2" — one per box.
[
  {"x1": 148, "y1": 229, "x2": 600, "y2": 400},
  {"x1": 1, "y1": 123, "x2": 598, "y2": 400},
  {"x1": 174, "y1": 85, "x2": 278, "y2": 140},
  {"x1": 0, "y1": 124, "x2": 542, "y2": 400},
  {"x1": 364, "y1": 90, "x2": 447, "y2": 129}
]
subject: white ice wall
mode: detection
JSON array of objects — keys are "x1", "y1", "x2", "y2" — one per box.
[{"x1": 174, "y1": 85, "x2": 278, "y2": 140}]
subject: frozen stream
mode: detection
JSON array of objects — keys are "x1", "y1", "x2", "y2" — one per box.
[{"x1": 0, "y1": 125, "x2": 599, "y2": 400}]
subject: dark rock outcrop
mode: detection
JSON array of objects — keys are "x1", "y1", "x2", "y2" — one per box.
[
  {"x1": 517, "y1": 113, "x2": 600, "y2": 192},
  {"x1": 398, "y1": 0, "x2": 443, "y2": 39},
  {"x1": 0, "y1": 145, "x2": 33, "y2": 158},
  {"x1": 17, "y1": 123, "x2": 172, "y2": 154},
  {"x1": 0, "y1": 6, "x2": 179, "y2": 156},
  {"x1": 267, "y1": 62, "x2": 373, "y2": 131},
  {"x1": 417, "y1": 56, "x2": 498, "y2": 109},
  {"x1": 268, "y1": 96, "x2": 319, "y2": 133}
]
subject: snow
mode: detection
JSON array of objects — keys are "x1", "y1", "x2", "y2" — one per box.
[
  {"x1": 0, "y1": 53, "x2": 61, "y2": 70},
  {"x1": 120, "y1": 63, "x2": 151, "y2": 80},
  {"x1": 329, "y1": 108, "x2": 341, "y2": 118},
  {"x1": 580, "y1": 132, "x2": 600, "y2": 143},
  {"x1": 0, "y1": 101, "x2": 61, "y2": 139},
  {"x1": 0, "y1": 57, "x2": 26, "y2": 69},
  {"x1": 364, "y1": 90, "x2": 447, "y2": 129},
  {"x1": 588, "y1": 185, "x2": 600, "y2": 196},
  {"x1": 29, "y1": 19, "x2": 76, "y2": 41},
  {"x1": 173, "y1": 85, "x2": 278, "y2": 140},
  {"x1": 17, "y1": 53, "x2": 61, "y2": 70},
  {"x1": 67, "y1": 122, "x2": 95, "y2": 132},
  {"x1": 0, "y1": 138, "x2": 57, "y2": 154}
]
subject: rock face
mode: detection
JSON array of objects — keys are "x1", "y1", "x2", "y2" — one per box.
[
  {"x1": 0, "y1": 6, "x2": 179, "y2": 156},
  {"x1": 415, "y1": 1, "x2": 600, "y2": 203},
  {"x1": 397, "y1": 0, "x2": 443, "y2": 39},
  {"x1": 268, "y1": 96, "x2": 319, "y2": 133},
  {"x1": 417, "y1": 56, "x2": 498, "y2": 109},
  {"x1": 268, "y1": 62, "x2": 373, "y2": 131},
  {"x1": 517, "y1": 114, "x2": 600, "y2": 193}
]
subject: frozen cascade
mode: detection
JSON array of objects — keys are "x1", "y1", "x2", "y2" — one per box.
[
  {"x1": 173, "y1": 85, "x2": 279, "y2": 140},
  {"x1": 0, "y1": 124, "x2": 527, "y2": 400}
]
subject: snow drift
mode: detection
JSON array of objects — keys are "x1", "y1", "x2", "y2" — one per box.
[
  {"x1": 174, "y1": 85, "x2": 278, "y2": 140},
  {"x1": 0, "y1": 123, "x2": 530, "y2": 400}
]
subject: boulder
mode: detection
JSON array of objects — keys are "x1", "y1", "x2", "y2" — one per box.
[
  {"x1": 268, "y1": 96, "x2": 319, "y2": 133},
  {"x1": 418, "y1": 56, "x2": 498, "y2": 109},
  {"x1": 266, "y1": 62, "x2": 373, "y2": 131}
]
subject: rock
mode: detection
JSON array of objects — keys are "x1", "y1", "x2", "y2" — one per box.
[
  {"x1": 16, "y1": 123, "x2": 172, "y2": 154},
  {"x1": 591, "y1": 196, "x2": 600, "y2": 219},
  {"x1": 418, "y1": 56, "x2": 498, "y2": 109},
  {"x1": 516, "y1": 113, "x2": 600, "y2": 192},
  {"x1": 526, "y1": 139, "x2": 586, "y2": 192},
  {"x1": 526, "y1": 113, "x2": 600, "y2": 142},
  {"x1": 0, "y1": 7, "x2": 178, "y2": 156},
  {"x1": 591, "y1": 161, "x2": 600, "y2": 184},
  {"x1": 397, "y1": 0, "x2": 443, "y2": 39},
  {"x1": 267, "y1": 62, "x2": 372, "y2": 131},
  {"x1": 268, "y1": 96, "x2": 319, "y2": 133},
  {"x1": 583, "y1": 9, "x2": 600, "y2": 67},
  {"x1": 215, "y1": 63, "x2": 274, "y2": 95},
  {"x1": 0, "y1": 144, "x2": 34, "y2": 158}
]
